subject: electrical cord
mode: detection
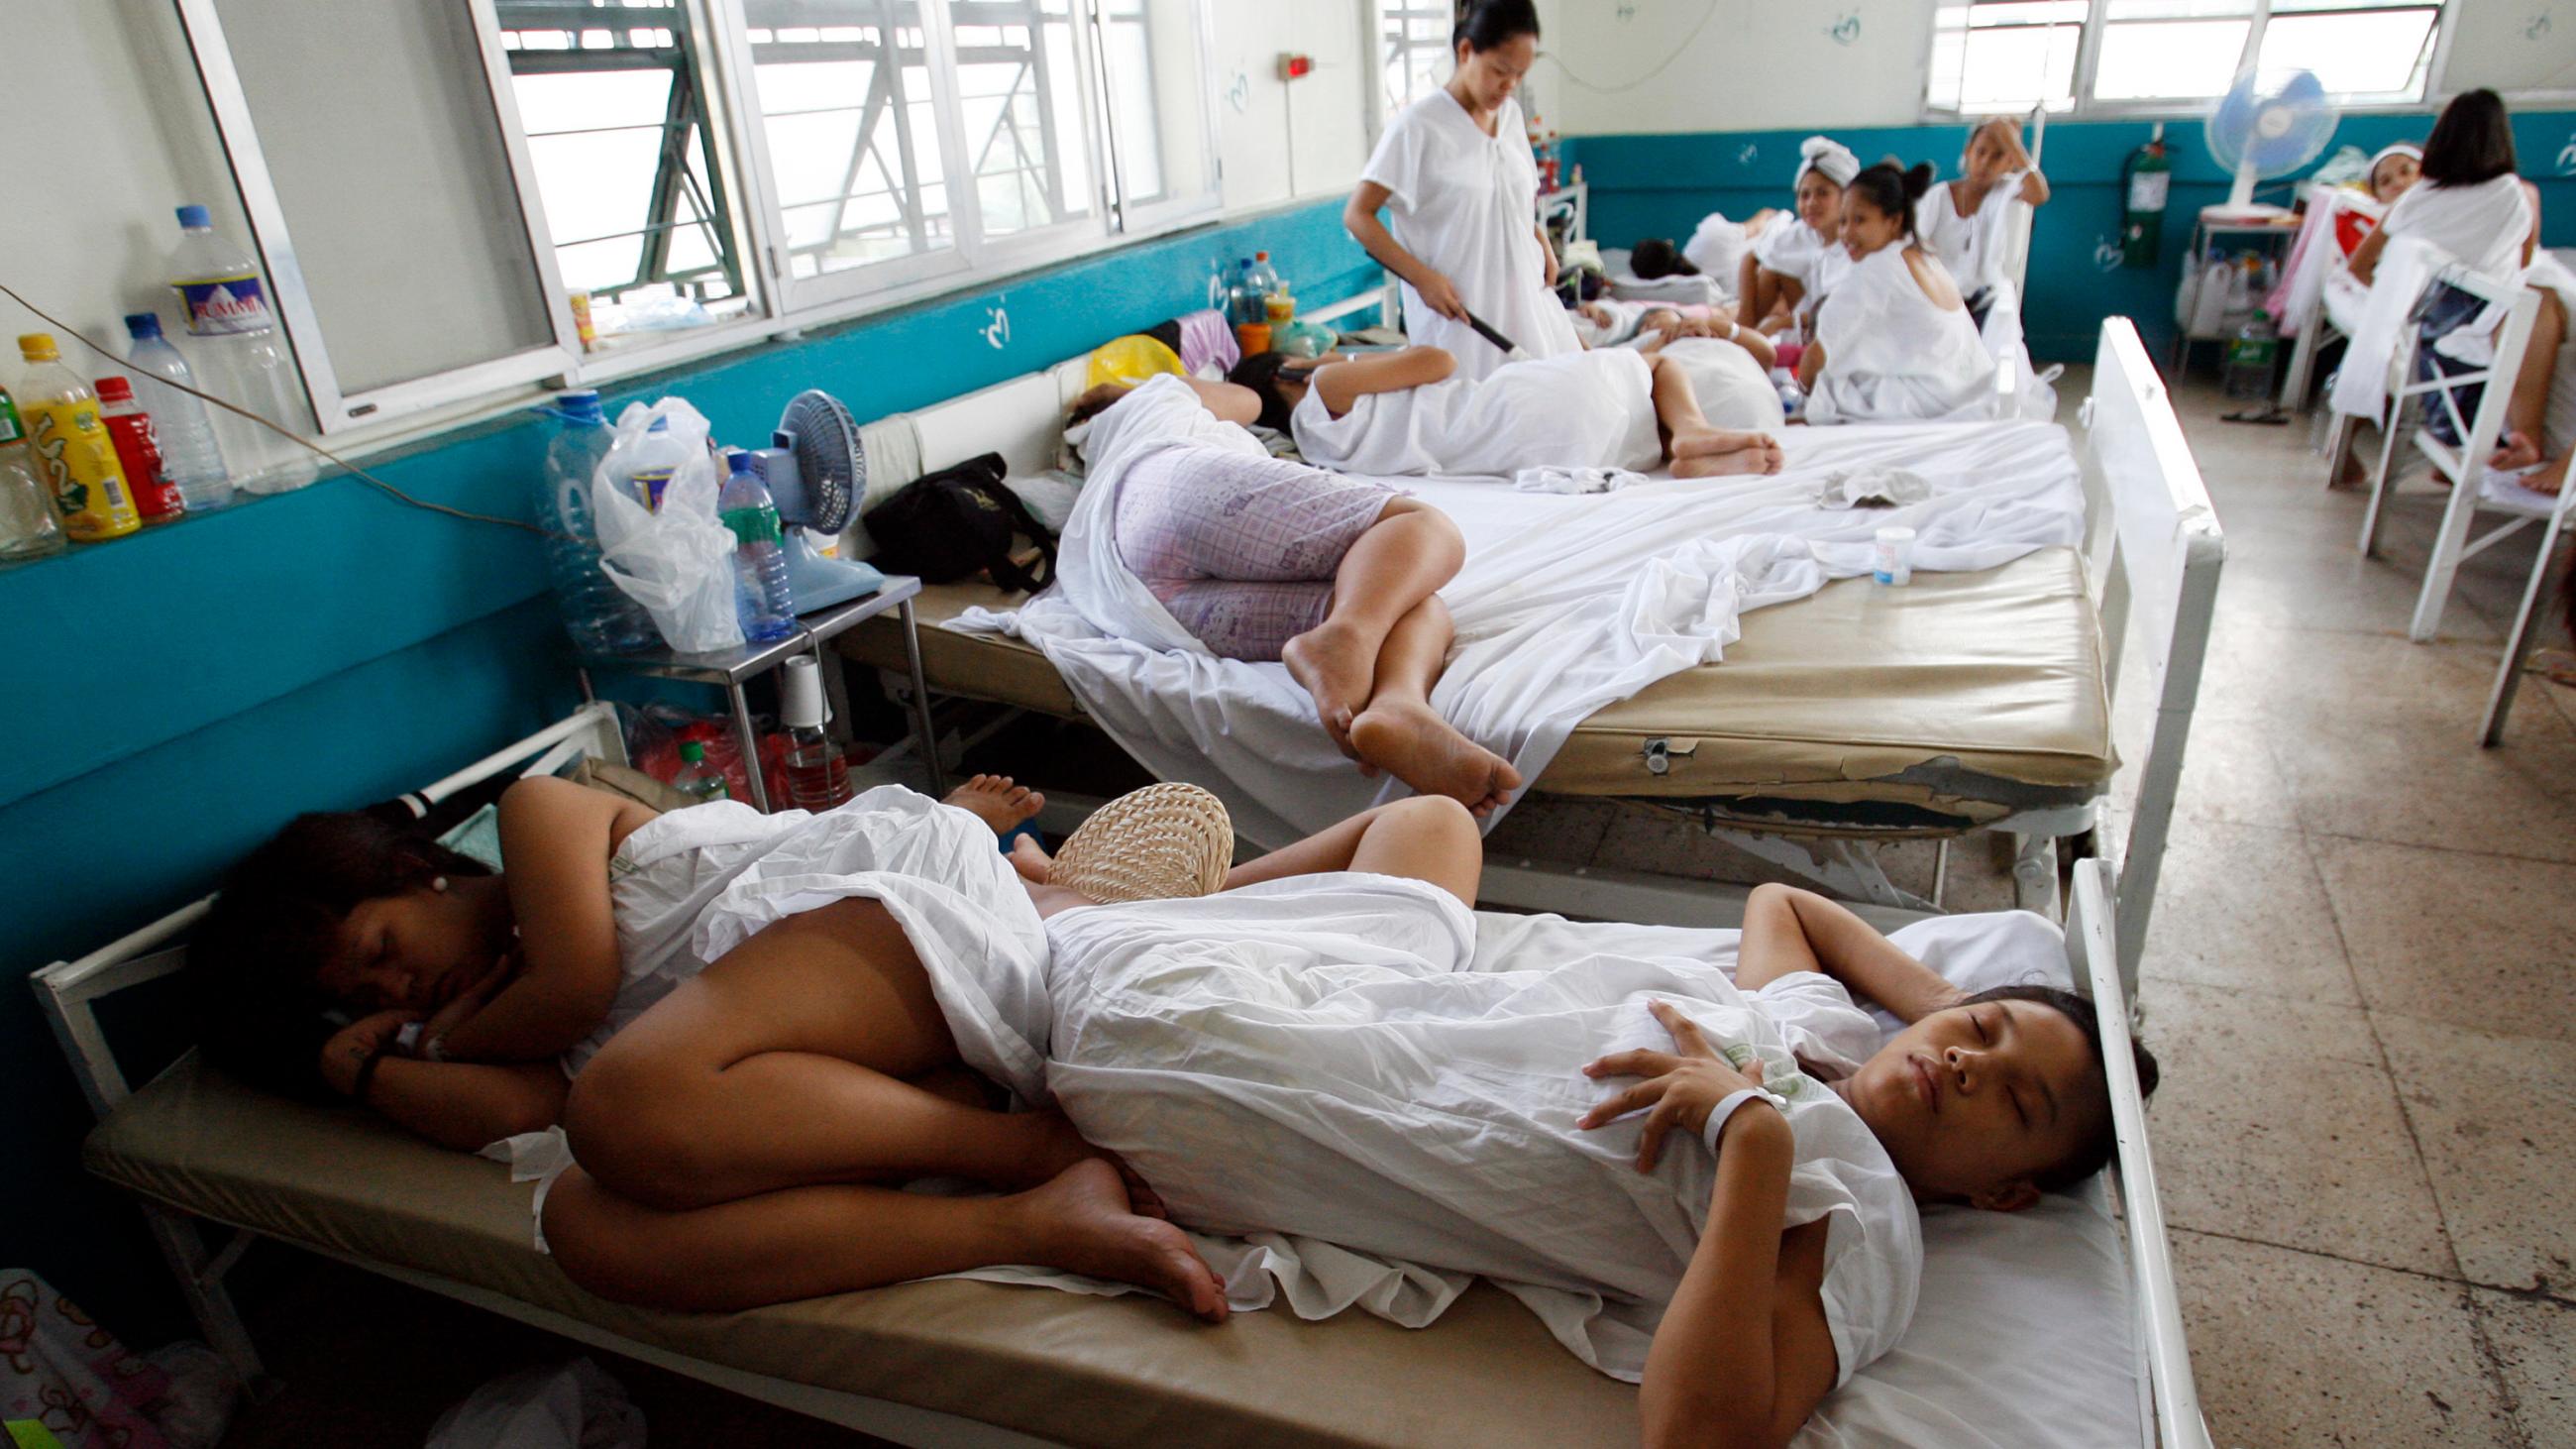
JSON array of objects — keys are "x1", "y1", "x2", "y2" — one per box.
[
  {"x1": 1542, "y1": 0, "x2": 1724, "y2": 94},
  {"x1": 0, "y1": 278, "x2": 549, "y2": 538}
]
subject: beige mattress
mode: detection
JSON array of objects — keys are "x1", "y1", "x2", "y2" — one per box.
[
  {"x1": 841, "y1": 549, "x2": 2113, "y2": 824},
  {"x1": 86, "y1": 1060, "x2": 1637, "y2": 1447}
]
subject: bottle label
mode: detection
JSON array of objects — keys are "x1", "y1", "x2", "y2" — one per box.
[
  {"x1": 630, "y1": 466, "x2": 676, "y2": 509},
  {"x1": 174, "y1": 274, "x2": 273, "y2": 336},
  {"x1": 26, "y1": 402, "x2": 138, "y2": 539},
  {"x1": 0, "y1": 393, "x2": 23, "y2": 446}
]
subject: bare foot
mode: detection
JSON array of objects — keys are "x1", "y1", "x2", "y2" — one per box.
[
  {"x1": 944, "y1": 774, "x2": 1045, "y2": 836},
  {"x1": 1348, "y1": 699, "x2": 1522, "y2": 817},
  {"x1": 2491, "y1": 429, "x2": 2544, "y2": 472},
  {"x1": 1014, "y1": 1159, "x2": 1227, "y2": 1322},
  {"x1": 2517, "y1": 454, "x2": 2569, "y2": 497},
  {"x1": 1014, "y1": 1110, "x2": 1168, "y2": 1217},
  {"x1": 1671, "y1": 431, "x2": 1783, "y2": 478},
  {"x1": 1282, "y1": 620, "x2": 1377, "y2": 760}
]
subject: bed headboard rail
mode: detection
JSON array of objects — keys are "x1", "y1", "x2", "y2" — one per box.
[{"x1": 31, "y1": 702, "x2": 628, "y2": 1120}]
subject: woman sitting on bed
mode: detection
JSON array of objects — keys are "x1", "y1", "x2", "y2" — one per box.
[
  {"x1": 1916, "y1": 117, "x2": 2051, "y2": 332},
  {"x1": 1228, "y1": 343, "x2": 1783, "y2": 478},
  {"x1": 1796, "y1": 162, "x2": 1998, "y2": 426},
  {"x1": 1060, "y1": 373, "x2": 1522, "y2": 813},
  {"x1": 1741, "y1": 137, "x2": 1860, "y2": 344}
]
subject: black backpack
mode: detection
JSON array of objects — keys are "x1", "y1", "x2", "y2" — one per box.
[{"x1": 861, "y1": 451, "x2": 1057, "y2": 593}]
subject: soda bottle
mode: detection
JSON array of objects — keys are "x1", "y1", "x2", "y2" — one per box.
[
  {"x1": 0, "y1": 388, "x2": 67, "y2": 562},
  {"x1": 94, "y1": 378, "x2": 186, "y2": 526},
  {"x1": 123, "y1": 312, "x2": 234, "y2": 511},
  {"x1": 166, "y1": 204, "x2": 317, "y2": 495},
  {"x1": 673, "y1": 740, "x2": 730, "y2": 803},
  {"x1": 536, "y1": 390, "x2": 657, "y2": 653},
  {"x1": 13, "y1": 334, "x2": 139, "y2": 542},
  {"x1": 778, "y1": 656, "x2": 853, "y2": 812},
  {"x1": 719, "y1": 451, "x2": 797, "y2": 643}
]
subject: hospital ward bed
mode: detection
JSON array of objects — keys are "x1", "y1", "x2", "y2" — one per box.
[
  {"x1": 38, "y1": 695, "x2": 2210, "y2": 1447},
  {"x1": 841, "y1": 320, "x2": 2208, "y2": 952}
]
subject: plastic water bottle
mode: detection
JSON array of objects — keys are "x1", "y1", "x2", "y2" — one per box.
[
  {"x1": 536, "y1": 390, "x2": 658, "y2": 654},
  {"x1": 1248, "y1": 251, "x2": 1282, "y2": 304},
  {"x1": 13, "y1": 333, "x2": 138, "y2": 542},
  {"x1": 123, "y1": 312, "x2": 233, "y2": 511},
  {"x1": 2223, "y1": 315, "x2": 2279, "y2": 400},
  {"x1": 166, "y1": 204, "x2": 316, "y2": 495},
  {"x1": 719, "y1": 451, "x2": 796, "y2": 642},
  {"x1": 0, "y1": 388, "x2": 67, "y2": 561},
  {"x1": 1230, "y1": 257, "x2": 1265, "y2": 325},
  {"x1": 778, "y1": 655, "x2": 853, "y2": 811},
  {"x1": 672, "y1": 740, "x2": 729, "y2": 803},
  {"x1": 92, "y1": 378, "x2": 187, "y2": 526},
  {"x1": 617, "y1": 415, "x2": 691, "y2": 510}
]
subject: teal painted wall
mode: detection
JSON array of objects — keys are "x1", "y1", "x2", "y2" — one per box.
[
  {"x1": 0, "y1": 196, "x2": 1370, "y2": 1340},
  {"x1": 1568, "y1": 111, "x2": 2576, "y2": 362}
]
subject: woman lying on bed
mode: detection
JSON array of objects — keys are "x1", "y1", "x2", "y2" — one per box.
[
  {"x1": 1229, "y1": 343, "x2": 1783, "y2": 478},
  {"x1": 1797, "y1": 162, "x2": 1998, "y2": 426}
]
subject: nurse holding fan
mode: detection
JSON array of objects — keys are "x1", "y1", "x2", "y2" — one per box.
[{"x1": 1344, "y1": 0, "x2": 1579, "y2": 380}]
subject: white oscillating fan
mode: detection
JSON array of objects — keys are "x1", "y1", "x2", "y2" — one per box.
[
  {"x1": 757, "y1": 390, "x2": 887, "y2": 613},
  {"x1": 2204, "y1": 68, "x2": 2339, "y2": 222}
]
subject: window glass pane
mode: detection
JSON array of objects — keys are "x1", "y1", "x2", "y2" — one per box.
[
  {"x1": 496, "y1": 0, "x2": 752, "y2": 334},
  {"x1": 2255, "y1": 10, "x2": 2438, "y2": 96},
  {"x1": 739, "y1": 2, "x2": 947, "y2": 280},
  {"x1": 1928, "y1": 1, "x2": 2083, "y2": 113},
  {"x1": 945, "y1": 0, "x2": 1095, "y2": 239},
  {"x1": 2092, "y1": 18, "x2": 2252, "y2": 100},
  {"x1": 1094, "y1": 0, "x2": 1215, "y2": 219},
  {"x1": 1383, "y1": 4, "x2": 1450, "y2": 118}
]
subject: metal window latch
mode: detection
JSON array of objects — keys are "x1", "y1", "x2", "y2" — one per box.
[{"x1": 1642, "y1": 737, "x2": 1698, "y2": 775}]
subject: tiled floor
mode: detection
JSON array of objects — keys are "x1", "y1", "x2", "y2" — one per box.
[{"x1": 216, "y1": 376, "x2": 2575, "y2": 1446}]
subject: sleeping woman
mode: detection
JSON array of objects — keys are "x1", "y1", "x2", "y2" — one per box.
[
  {"x1": 1061, "y1": 373, "x2": 1522, "y2": 813},
  {"x1": 1797, "y1": 162, "x2": 1999, "y2": 425},
  {"x1": 1034, "y1": 827, "x2": 2161, "y2": 1444},
  {"x1": 1230, "y1": 344, "x2": 1782, "y2": 478}
]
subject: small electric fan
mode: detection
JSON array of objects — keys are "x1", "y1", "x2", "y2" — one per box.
[
  {"x1": 759, "y1": 390, "x2": 887, "y2": 612},
  {"x1": 2204, "y1": 68, "x2": 2339, "y2": 222}
]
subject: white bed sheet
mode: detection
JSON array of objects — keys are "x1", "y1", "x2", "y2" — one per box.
[
  {"x1": 960, "y1": 902, "x2": 2143, "y2": 1449},
  {"x1": 955, "y1": 421, "x2": 2087, "y2": 847}
]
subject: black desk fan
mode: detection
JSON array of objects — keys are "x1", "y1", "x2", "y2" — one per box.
[{"x1": 757, "y1": 389, "x2": 889, "y2": 611}]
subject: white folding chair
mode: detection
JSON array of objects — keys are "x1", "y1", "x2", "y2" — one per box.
[
  {"x1": 2479, "y1": 479, "x2": 2576, "y2": 744},
  {"x1": 2354, "y1": 265, "x2": 2544, "y2": 642}
]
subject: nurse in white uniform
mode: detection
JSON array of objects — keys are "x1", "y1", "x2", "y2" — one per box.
[{"x1": 1344, "y1": 0, "x2": 1579, "y2": 380}]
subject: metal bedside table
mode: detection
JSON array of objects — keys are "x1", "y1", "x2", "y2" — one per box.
[{"x1": 577, "y1": 576, "x2": 944, "y2": 810}]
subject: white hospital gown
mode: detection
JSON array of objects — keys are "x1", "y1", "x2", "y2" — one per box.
[
  {"x1": 1916, "y1": 175, "x2": 2023, "y2": 295},
  {"x1": 1681, "y1": 211, "x2": 1756, "y2": 294},
  {"x1": 2380, "y1": 174, "x2": 2533, "y2": 286},
  {"x1": 1290, "y1": 349, "x2": 1661, "y2": 478},
  {"x1": 1754, "y1": 217, "x2": 1855, "y2": 327},
  {"x1": 1363, "y1": 91, "x2": 1580, "y2": 380},
  {"x1": 1805, "y1": 247, "x2": 1997, "y2": 425},
  {"x1": 1042, "y1": 872, "x2": 1923, "y2": 1386},
  {"x1": 1657, "y1": 337, "x2": 1788, "y2": 431}
]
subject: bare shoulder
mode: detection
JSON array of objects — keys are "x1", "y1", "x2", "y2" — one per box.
[
  {"x1": 1903, "y1": 248, "x2": 1965, "y2": 311},
  {"x1": 499, "y1": 775, "x2": 660, "y2": 856}
]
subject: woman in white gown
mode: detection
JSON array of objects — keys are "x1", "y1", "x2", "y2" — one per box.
[
  {"x1": 1799, "y1": 163, "x2": 1996, "y2": 425},
  {"x1": 1916, "y1": 118, "x2": 2051, "y2": 331},
  {"x1": 1345, "y1": 0, "x2": 1579, "y2": 380},
  {"x1": 1741, "y1": 137, "x2": 1860, "y2": 343}
]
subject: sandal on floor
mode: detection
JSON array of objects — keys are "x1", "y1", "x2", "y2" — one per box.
[{"x1": 1047, "y1": 783, "x2": 1234, "y2": 904}]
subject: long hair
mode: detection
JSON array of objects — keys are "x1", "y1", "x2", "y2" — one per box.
[{"x1": 2419, "y1": 89, "x2": 2517, "y2": 186}]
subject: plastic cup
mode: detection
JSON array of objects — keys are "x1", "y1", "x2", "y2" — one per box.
[
  {"x1": 1234, "y1": 321, "x2": 1272, "y2": 355},
  {"x1": 1874, "y1": 525, "x2": 1915, "y2": 587}
]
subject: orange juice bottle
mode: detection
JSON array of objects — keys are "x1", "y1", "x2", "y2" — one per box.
[{"x1": 15, "y1": 334, "x2": 138, "y2": 541}]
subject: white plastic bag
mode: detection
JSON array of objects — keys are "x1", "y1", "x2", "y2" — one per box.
[
  {"x1": 594, "y1": 397, "x2": 743, "y2": 653},
  {"x1": 424, "y1": 1358, "x2": 645, "y2": 1449}
]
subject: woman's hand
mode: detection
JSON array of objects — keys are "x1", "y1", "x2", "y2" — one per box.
[
  {"x1": 318, "y1": 1009, "x2": 418, "y2": 1099},
  {"x1": 1578, "y1": 999, "x2": 1772, "y2": 1172},
  {"x1": 1415, "y1": 271, "x2": 1469, "y2": 321},
  {"x1": 418, "y1": 951, "x2": 519, "y2": 1059}
]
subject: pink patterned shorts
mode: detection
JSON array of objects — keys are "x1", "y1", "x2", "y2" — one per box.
[{"x1": 1116, "y1": 445, "x2": 1396, "y2": 660}]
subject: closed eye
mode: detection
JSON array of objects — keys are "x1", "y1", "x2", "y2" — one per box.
[{"x1": 1974, "y1": 1010, "x2": 1991, "y2": 1045}]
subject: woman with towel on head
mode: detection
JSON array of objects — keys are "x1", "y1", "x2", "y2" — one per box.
[
  {"x1": 1915, "y1": 118, "x2": 2051, "y2": 331},
  {"x1": 1346, "y1": 0, "x2": 1580, "y2": 380},
  {"x1": 2349, "y1": 89, "x2": 2567, "y2": 496},
  {"x1": 1798, "y1": 162, "x2": 1998, "y2": 426},
  {"x1": 1740, "y1": 137, "x2": 1861, "y2": 344}
]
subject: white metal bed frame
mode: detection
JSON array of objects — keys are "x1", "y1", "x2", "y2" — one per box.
[
  {"x1": 34, "y1": 712, "x2": 2208, "y2": 1448},
  {"x1": 2352, "y1": 266, "x2": 2547, "y2": 647}
]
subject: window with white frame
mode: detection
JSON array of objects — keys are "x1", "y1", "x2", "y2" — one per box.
[
  {"x1": 1376, "y1": 1, "x2": 1451, "y2": 121},
  {"x1": 171, "y1": 0, "x2": 1219, "y2": 433},
  {"x1": 1927, "y1": 0, "x2": 2449, "y2": 116}
]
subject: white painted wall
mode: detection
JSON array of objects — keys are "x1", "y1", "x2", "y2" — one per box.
[
  {"x1": 1532, "y1": 0, "x2": 1935, "y2": 137},
  {"x1": 0, "y1": 3, "x2": 252, "y2": 379},
  {"x1": 1212, "y1": 0, "x2": 1373, "y2": 211}
]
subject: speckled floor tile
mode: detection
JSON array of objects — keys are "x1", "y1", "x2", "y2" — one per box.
[
  {"x1": 2374, "y1": 1015, "x2": 2576, "y2": 1300},
  {"x1": 2313, "y1": 837, "x2": 2576, "y2": 1043},
  {"x1": 2474, "y1": 1288, "x2": 2576, "y2": 1445},
  {"x1": 2138, "y1": 821, "x2": 2357, "y2": 1005}
]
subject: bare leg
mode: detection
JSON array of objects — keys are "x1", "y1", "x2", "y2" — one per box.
[
  {"x1": 1017, "y1": 795, "x2": 1485, "y2": 909},
  {"x1": 1281, "y1": 499, "x2": 1465, "y2": 752},
  {"x1": 565, "y1": 898, "x2": 1108, "y2": 1213},
  {"x1": 2492, "y1": 286, "x2": 2565, "y2": 474},
  {"x1": 543, "y1": 1158, "x2": 1225, "y2": 1319},
  {"x1": 1347, "y1": 596, "x2": 1522, "y2": 818},
  {"x1": 1649, "y1": 355, "x2": 1782, "y2": 478}
]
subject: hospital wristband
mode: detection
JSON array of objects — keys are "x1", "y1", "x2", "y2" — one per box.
[{"x1": 1701, "y1": 1088, "x2": 1776, "y2": 1157}]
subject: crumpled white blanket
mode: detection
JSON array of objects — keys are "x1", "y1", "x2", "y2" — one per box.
[
  {"x1": 1515, "y1": 464, "x2": 1650, "y2": 494},
  {"x1": 1814, "y1": 467, "x2": 1933, "y2": 509},
  {"x1": 954, "y1": 420, "x2": 2085, "y2": 845}
]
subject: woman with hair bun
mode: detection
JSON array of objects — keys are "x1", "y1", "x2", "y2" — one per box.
[
  {"x1": 1345, "y1": 0, "x2": 1581, "y2": 380},
  {"x1": 1797, "y1": 162, "x2": 2000, "y2": 425}
]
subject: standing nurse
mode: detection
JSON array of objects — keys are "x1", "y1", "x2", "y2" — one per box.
[{"x1": 1345, "y1": 0, "x2": 1578, "y2": 381}]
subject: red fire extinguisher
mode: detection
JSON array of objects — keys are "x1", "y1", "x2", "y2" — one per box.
[{"x1": 2120, "y1": 122, "x2": 2171, "y2": 270}]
